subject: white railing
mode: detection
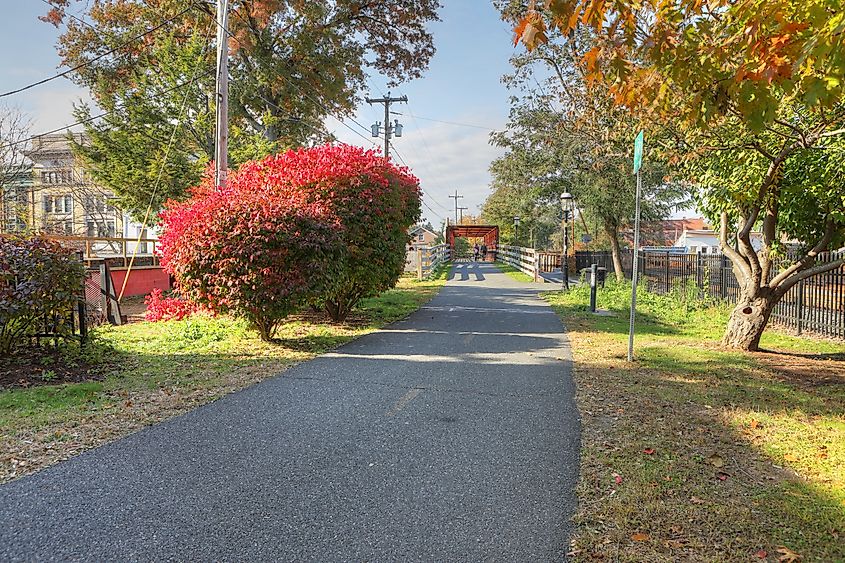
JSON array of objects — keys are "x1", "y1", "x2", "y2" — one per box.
[
  {"x1": 496, "y1": 244, "x2": 540, "y2": 282},
  {"x1": 413, "y1": 244, "x2": 451, "y2": 279}
]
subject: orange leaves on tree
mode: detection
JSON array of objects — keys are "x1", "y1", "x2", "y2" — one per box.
[{"x1": 513, "y1": 11, "x2": 548, "y2": 50}]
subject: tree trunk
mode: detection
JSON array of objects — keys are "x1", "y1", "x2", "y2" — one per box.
[
  {"x1": 722, "y1": 294, "x2": 775, "y2": 351},
  {"x1": 602, "y1": 220, "x2": 625, "y2": 282}
]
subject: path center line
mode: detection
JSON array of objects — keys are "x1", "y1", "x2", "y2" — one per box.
[{"x1": 386, "y1": 388, "x2": 423, "y2": 417}]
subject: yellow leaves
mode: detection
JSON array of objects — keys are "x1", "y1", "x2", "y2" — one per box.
[
  {"x1": 582, "y1": 46, "x2": 602, "y2": 75},
  {"x1": 776, "y1": 546, "x2": 802, "y2": 562}
]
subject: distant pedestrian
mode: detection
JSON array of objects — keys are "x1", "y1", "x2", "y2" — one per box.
[
  {"x1": 473, "y1": 243, "x2": 480, "y2": 261},
  {"x1": 480, "y1": 243, "x2": 488, "y2": 261}
]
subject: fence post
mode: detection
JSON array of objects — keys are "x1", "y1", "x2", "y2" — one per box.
[
  {"x1": 533, "y1": 251, "x2": 540, "y2": 283},
  {"x1": 416, "y1": 247, "x2": 423, "y2": 280},
  {"x1": 720, "y1": 254, "x2": 727, "y2": 300},
  {"x1": 696, "y1": 251, "x2": 703, "y2": 297},
  {"x1": 589, "y1": 263, "x2": 597, "y2": 312},
  {"x1": 664, "y1": 251, "x2": 671, "y2": 293},
  {"x1": 99, "y1": 262, "x2": 109, "y2": 319},
  {"x1": 796, "y1": 278, "x2": 805, "y2": 335}
]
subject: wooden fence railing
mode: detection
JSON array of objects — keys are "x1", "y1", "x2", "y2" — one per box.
[
  {"x1": 496, "y1": 244, "x2": 540, "y2": 282},
  {"x1": 414, "y1": 244, "x2": 451, "y2": 280},
  {"x1": 38, "y1": 235, "x2": 160, "y2": 268}
]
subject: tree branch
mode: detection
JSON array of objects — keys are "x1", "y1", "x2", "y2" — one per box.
[{"x1": 768, "y1": 220, "x2": 836, "y2": 288}]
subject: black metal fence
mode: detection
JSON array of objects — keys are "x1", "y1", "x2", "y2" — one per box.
[{"x1": 575, "y1": 249, "x2": 845, "y2": 340}]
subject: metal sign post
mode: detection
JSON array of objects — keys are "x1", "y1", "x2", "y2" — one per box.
[{"x1": 628, "y1": 130, "x2": 644, "y2": 362}]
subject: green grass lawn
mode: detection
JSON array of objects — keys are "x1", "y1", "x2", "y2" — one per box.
[
  {"x1": 493, "y1": 261, "x2": 536, "y2": 283},
  {"x1": 543, "y1": 281, "x2": 845, "y2": 562},
  {"x1": 0, "y1": 273, "x2": 446, "y2": 483}
]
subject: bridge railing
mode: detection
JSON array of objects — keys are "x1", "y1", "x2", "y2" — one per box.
[
  {"x1": 496, "y1": 244, "x2": 540, "y2": 282},
  {"x1": 415, "y1": 244, "x2": 451, "y2": 280}
]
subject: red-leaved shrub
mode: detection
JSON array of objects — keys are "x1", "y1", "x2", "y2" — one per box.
[
  {"x1": 157, "y1": 162, "x2": 343, "y2": 340},
  {"x1": 229, "y1": 144, "x2": 421, "y2": 321},
  {"x1": 144, "y1": 288, "x2": 205, "y2": 322},
  {"x1": 157, "y1": 144, "x2": 420, "y2": 338},
  {"x1": 0, "y1": 235, "x2": 85, "y2": 355}
]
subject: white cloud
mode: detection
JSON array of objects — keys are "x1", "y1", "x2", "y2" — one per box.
[
  {"x1": 331, "y1": 110, "x2": 507, "y2": 227},
  {"x1": 28, "y1": 83, "x2": 95, "y2": 133}
]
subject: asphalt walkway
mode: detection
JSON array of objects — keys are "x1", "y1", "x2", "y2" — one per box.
[{"x1": 0, "y1": 262, "x2": 579, "y2": 561}]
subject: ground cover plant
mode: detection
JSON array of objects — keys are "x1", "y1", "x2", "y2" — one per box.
[
  {"x1": 0, "y1": 273, "x2": 445, "y2": 483},
  {"x1": 543, "y1": 281, "x2": 844, "y2": 561}
]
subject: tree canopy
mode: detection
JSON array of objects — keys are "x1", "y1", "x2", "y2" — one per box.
[
  {"x1": 505, "y1": 0, "x2": 845, "y2": 350},
  {"x1": 43, "y1": 0, "x2": 441, "y2": 216}
]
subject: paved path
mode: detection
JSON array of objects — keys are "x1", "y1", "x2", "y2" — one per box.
[{"x1": 0, "y1": 262, "x2": 579, "y2": 561}]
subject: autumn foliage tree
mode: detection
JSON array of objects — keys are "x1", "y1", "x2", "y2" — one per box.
[
  {"x1": 508, "y1": 0, "x2": 845, "y2": 350},
  {"x1": 158, "y1": 144, "x2": 421, "y2": 338},
  {"x1": 41, "y1": 0, "x2": 440, "y2": 217}
]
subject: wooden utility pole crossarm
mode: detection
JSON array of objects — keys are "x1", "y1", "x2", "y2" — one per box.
[{"x1": 365, "y1": 92, "x2": 407, "y2": 159}]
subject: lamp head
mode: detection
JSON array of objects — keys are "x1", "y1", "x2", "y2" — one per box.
[
  {"x1": 513, "y1": 215, "x2": 520, "y2": 227},
  {"x1": 560, "y1": 192, "x2": 573, "y2": 211}
]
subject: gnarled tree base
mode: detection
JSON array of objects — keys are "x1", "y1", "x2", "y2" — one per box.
[{"x1": 722, "y1": 296, "x2": 774, "y2": 351}]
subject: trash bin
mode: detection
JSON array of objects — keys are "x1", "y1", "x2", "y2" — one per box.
[{"x1": 596, "y1": 267, "x2": 607, "y2": 288}]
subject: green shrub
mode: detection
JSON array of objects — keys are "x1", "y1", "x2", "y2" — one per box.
[{"x1": 0, "y1": 235, "x2": 85, "y2": 355}]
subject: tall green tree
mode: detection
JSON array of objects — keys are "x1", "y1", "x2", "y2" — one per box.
[
  {"x1": 485, "y1": 36, "x2": 687, "y2": 280},
  {"x1": 507, "y1": 0, "x2": 845, "y2": 350},
  {"x1": 43, "y1": 0, "x2": 441, "y2": 217}
]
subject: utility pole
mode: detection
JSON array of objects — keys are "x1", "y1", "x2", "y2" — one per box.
[
  {"x1": 448, "y1": 190, "x2": 463, "y2": 224},
  {"x1": 214, "y1": 0, "x2": 229, "y2": 190},
  {"x1": 628, "y1": 130, "x2": 645, "y2": 362},
  {"x1": 458, "y1": 206, "x2": 468, "y2": 224},
  {"x1": 366, "y1": 91, "x2": 407, "y2": 159}
]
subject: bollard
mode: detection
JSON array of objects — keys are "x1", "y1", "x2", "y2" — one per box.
[{"x1": 589, "y1": 263, "x2": 598, "y2": 313}]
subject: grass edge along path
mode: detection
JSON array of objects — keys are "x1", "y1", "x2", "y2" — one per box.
[
  {"x1": 493, "y1": 261, "x2": 536, "y2": 283},
  {"x1": 543, "y1": 282, "x2": 844, "y2": 562},
  {"x1": 0, "y1": 271, "x2": 447, "y2": 484}
]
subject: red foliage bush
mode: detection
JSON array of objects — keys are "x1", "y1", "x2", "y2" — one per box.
[
  {"x1": 231, "y1": 144, "x2": 422, "y2": 321},
  {"x1": 157, "y1": 144, "x2": 420, "y2": 338},
  {"x1": 143, "y1": 288, "x2": 204, "y2": 322}
]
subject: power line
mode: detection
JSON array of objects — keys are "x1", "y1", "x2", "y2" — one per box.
[
  {"x1": 0, "y1": 68, "x2": 216, "y2": 152},
  {"x1": 391, "y1": 113, "x2": 496, "y2": 131},
  {"x1": 0, "y1": 5, "x2": 196, "y2": 99},
  {"x1": 401, "y1": 108, "x2": 458, "y2": 214},
  {"x1": 118, "y1": 20, "x2": 216, "y2": 301}
]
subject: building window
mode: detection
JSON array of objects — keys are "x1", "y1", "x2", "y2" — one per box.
[
  {"x1": 87, "y1": 220, "x2": 116, "y2": 238},
  {"x1": 418, "y1": 233, "x2": 424, "y2": 242},
  {"x1": 41, "y1": 170, "x2": 73, "y2": 184},
  {"x1": 44, "y1": 194, "x2": 73, "y2": 214}
]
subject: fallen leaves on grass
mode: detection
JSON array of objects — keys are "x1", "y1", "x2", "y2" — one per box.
[
  {"x1": 777, "y1": 545, "x2": 801, "y2": 562},
  {"x1": 630, "y1": 532, "x2": 650, "y2": 542}
]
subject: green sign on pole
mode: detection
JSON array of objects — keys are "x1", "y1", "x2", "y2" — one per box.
[{"x1": 633, "y1": 130, "x2": 644, "y2": 174}]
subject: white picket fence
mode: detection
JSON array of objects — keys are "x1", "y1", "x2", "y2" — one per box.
[{"x1": 496, "y1": 244, "x2": 540, "y2": 282}]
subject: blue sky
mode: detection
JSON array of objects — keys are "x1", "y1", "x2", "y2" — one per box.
[{"x1": 0, "y1": 2, "x2": 518, "y2": 226}]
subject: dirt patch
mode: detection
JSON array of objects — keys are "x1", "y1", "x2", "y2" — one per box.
[
  {"x1": 755, "y1": 350, "x2": 845, "y2": 389},
  {"x1": 117, "y1": 295, "x2": 148, "y2": 322},
  {"x1": 0, "y1": 347, "x2": 108, "y2": 389}
]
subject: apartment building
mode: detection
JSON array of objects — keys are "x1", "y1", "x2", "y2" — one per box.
[{"x1": 0, "y1": 133, "x2": 150, "y2": 243}]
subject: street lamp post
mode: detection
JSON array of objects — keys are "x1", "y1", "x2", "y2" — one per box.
[
  {"x1": 560, "y1": 192, "x2": 573, "y2": 290},
  {"x1": 513, "y1": 216, "x2": 520, "y2": 246}
]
